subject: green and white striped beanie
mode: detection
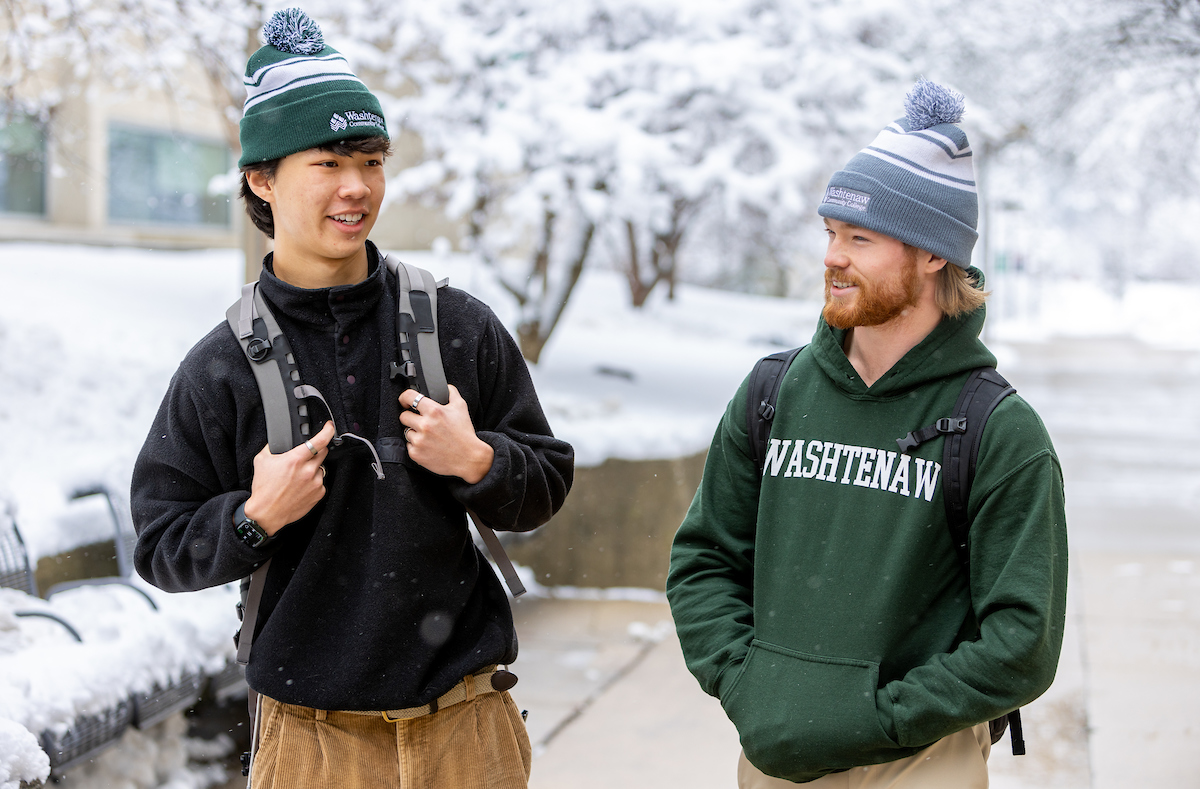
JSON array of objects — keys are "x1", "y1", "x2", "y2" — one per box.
[
  {"x1": 238, "y1": 8, "x2": 388, "y2": 168},
  {"x1": 818, "y1": 80, "x2": 978, "y2": 268}
]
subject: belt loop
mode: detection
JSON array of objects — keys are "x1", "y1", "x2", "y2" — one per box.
[
  {"x1": 464, "y1": 673, "x2": 477, "y2": 702},
  {"x1": 315, "y1": 709, "x2": 327, "y2": 721}
]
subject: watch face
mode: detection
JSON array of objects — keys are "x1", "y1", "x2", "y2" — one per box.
[{"x1": 236, "y1": 519, "x2": 266, "y2": 548}]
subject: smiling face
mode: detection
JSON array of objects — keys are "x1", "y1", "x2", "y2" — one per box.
[
  {"x1": 247, "y1": 144, "x2": 386, "y2": 288},
  {"x1": 821, "y1": 218, "x2": 930, "y2": 330}
]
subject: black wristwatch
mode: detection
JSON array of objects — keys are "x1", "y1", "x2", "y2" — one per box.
[{"x1": 234, "y1": 502, "x2": 272, "y2": 549}]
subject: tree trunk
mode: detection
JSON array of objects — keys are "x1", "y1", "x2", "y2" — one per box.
[
  {"x1": 514, "y1": 212, "x2": 594, "y2": 364},
  {"x1": 517, "y1": 320, "x2": 548, "y2": 365}
]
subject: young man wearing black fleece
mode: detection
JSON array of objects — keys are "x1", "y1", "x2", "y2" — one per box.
[{"x1": 131, "y1": 10, "x2": 572, "y2": 788}]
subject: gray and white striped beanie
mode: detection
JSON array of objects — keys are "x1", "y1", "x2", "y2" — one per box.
[
  {"x1": 238, "y1": 8, "x2": 387, "y2": 167},
  {"x1": 817, "y1": 80, "x2": 978, "y2": 268}
]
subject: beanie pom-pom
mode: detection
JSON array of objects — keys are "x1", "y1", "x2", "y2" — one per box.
[
  {"x1": 263, "y1": 8, "x2": 325, "y2": 55},
  {"x1": 904, "y1": 79, "x2": 965, "y2": 130}
]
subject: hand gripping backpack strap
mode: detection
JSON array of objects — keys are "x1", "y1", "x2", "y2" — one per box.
[
  {"x1": 746, "y1": 347, "x2": 805, "y2": 477},
  {"x1": 387, "y1": 256, "x2": 450, "y2": 405},
  {"x1": 226, "y1": 282, "x2": 314, "y2": 667},
  {"x1": 383, "y1": 255, "x2": 525, "y2": 598}
]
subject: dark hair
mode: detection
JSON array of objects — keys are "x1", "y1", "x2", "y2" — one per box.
[{"x1": 239, "y1": 136, "x2": 393, "y2": 239}]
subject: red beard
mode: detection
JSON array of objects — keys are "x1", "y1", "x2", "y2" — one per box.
[{"x1": 822, "y1": 251, "x2": 922, "y2": 329}]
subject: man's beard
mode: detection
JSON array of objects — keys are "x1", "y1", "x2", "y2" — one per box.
[{"x1": 822, "y1": 251, "x2": 922, "y2": 330}]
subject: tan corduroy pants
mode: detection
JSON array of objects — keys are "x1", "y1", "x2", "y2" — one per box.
[
  {"x1": 249, "y1": 681, "x2": 532, "y2": 789},
  {"x1": 737, "y1": 722, "x2": 992, "y2": 789}
]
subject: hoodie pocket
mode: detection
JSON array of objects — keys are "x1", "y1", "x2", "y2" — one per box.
[{"x1": 721, "y1": 639, "x2": 905, "y2": 782}]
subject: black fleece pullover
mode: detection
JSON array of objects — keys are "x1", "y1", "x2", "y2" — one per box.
[{"x1": 131, "y1": 244, "x2": 573, "y2": 711}]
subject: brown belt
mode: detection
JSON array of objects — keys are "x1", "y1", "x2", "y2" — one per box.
[{"x1": 343, "y1": 666, "x2": 515, "y2": 722}]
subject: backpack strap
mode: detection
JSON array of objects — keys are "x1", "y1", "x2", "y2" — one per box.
[
  {"x1": 894, "y1": 366, "x2": 1022, "y2": 756},
  {"x1": 226, "y1": 283, "x2": 311, "y2": 452},
  {"x1": 893, "y1": 367, "x2": 1015, "y2": 568},
  {"x1": 226, "y1": 282, "x2": 306, "y2": 667},
  {"x1": 746, "y1": 346, "x2": 804, "y2": 476},
  {"x1": 941, "y1": 367, "x2": 1023, "y2": 757},
  {"x1": 383, "y1": 255, "x2": 526, "y2": 598},
  {"x1": 940, "y1": 368, "x2": 1016, "y2": 568},
  {"x1": 386, "y1": 256, "x2": 450, "y2": 405}
]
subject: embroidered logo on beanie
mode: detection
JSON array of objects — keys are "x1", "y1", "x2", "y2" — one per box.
[
  {"x1": 818, "y1": 79, "x2": 979, "y2": 268},
  {"x1": 823, "y1": 186, "x2": 872, "y2": 212},
  {"x1": 239, "y1": 8, "x2": 389, "y2": 167}
]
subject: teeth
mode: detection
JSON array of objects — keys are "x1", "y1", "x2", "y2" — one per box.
[
  {"x1": 331, "y1": 213, "x2": 363, "y2": 223},
  {"x1": 833, "y1": 281, "x2": 854, "y2": 288}
]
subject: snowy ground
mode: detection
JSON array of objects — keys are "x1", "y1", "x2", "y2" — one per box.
[{"x1": 1, "y1": 241, "x2": 1198, "y2": 786}]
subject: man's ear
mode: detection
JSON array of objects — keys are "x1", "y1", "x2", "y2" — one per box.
[
  {"x1": 920, "y1": 251, "x2": 949, "y2": 275},
  {"x1": 246, "y1": 170, "x2": 274, "y2": 204}
]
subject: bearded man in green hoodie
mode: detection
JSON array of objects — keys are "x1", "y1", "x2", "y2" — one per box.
[{"x1": 666, "y1": 80, "x2": 1067, "y2": 788}]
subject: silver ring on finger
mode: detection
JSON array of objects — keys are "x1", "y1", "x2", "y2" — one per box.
[
  {"x1": 403, "y1": 426, "x2": 413, "y2": 442},
  {"x1": 305, "y1": 439, "x2": 318, "y2": 457},
  {"x1": 319, "y1": 465, "x2": 326, "y2": 478},
  {"x1": 410, "y1": 393, "x2": 424, "y2": 414}
]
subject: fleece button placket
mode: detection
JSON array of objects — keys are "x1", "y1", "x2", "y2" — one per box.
[{"x1": 329, "y1": 294, "x2": 381, "y2": 442}]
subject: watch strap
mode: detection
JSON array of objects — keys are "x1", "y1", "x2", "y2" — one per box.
[{"x1": 234, "y1": 501, "x2": 272, "y2": 549}]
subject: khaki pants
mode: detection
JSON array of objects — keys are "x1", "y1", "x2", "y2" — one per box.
[
  {"x1": 738, "y1": 722, "x2": 991, "y2": 788},
  {"x1": 249, "y1": 684, "x2": 532, "y2": 789}
]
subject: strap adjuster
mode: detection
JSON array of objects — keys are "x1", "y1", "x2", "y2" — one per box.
[
  {"x1": 389, "y1": 360, "x2": 417, "y2": 380},
  {"x1": 936, "y1": 417, "x2": 968, "y2": 434},
  {"x1": 757, "y1": 400, "x2": 775, "y2": 420}
]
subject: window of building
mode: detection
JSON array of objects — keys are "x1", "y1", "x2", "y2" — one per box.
[
  {"x1": 0, "y1": 112, "x2": 48, "y2": 216},
  {"x1": 108, "y1": 125, "x2": 231, "y2": 227}
]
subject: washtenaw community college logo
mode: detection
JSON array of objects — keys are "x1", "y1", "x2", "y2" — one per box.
[
  {"x1": 329, "y1": 110, "x2": 386, "y2": 134},
  {"x1": 822, "y1": 186, "x2": 872, "y2": 212}
]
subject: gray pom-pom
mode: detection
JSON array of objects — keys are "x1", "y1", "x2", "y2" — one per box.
[
  {"x1": 904, "y1": 79, "x2": 965, "y2": 130},
  {"x1": 263, "y1": 8, "x2": 324, "y2": 55}
]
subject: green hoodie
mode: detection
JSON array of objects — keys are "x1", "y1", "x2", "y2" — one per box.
[{"x1": 667, "y1": 300, "x2": 1067, "y2": 783}]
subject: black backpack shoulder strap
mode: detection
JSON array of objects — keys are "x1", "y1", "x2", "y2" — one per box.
[
  {"x1": 893, "y1": 366, "x2": 1016, "y2": 567},
  {"x1": 949, "y1": 367, "x2": 1022, "y2": 757},
  {"x1": 746, "y1": 346, "x2": 804, "y2": 477},
  {"x1": 893, "y1": 365, "x2": 1022, "y2": 756},
  {"x1": 941, "y1": 367, "x2": 1016, "y2": 569}
]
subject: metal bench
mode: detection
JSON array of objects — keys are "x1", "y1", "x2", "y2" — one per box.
[
  {"x1": 65, "y1": 485, "x2": 211, "y2": 727},
  {"x1": 0, "y1": 494, "x2": 220, "y2": 775},
  {"x1": 71, "y1": 483, "x2": 247, "y2": 704},
  {"x1": 1, "y1": 506, "x2": 130, "y2": 774}
]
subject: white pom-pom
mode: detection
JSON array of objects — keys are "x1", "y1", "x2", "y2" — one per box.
[
  {"x1": 263, "y1": 8, "x2": 325, "y2": 56},
  {"x1": 904, "y1": 79, "x2": 965, "y2": 130}
]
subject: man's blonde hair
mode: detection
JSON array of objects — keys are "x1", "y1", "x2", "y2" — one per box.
[{"x1": 935, "y1": 263, "x2": 988, "y2": 318}]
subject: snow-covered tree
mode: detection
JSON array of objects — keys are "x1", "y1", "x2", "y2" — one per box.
[
  {"x1": 937, "y1": 0, "x2": 1200, "y2": 284},
  {"x1": 384, "y1": 0, "x2": 921, "y2": 361},
  {"x1": 1, "y1": 0, "x2": 275, "y2": 277}
]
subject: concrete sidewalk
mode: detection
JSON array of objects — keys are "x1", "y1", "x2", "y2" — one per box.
[
  {"x1": 509, "y1": 597, "x2": 739, "y2": 789},
  {"x1": 509, "y1": 546, "x2": 1199, "y2": 788}
]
